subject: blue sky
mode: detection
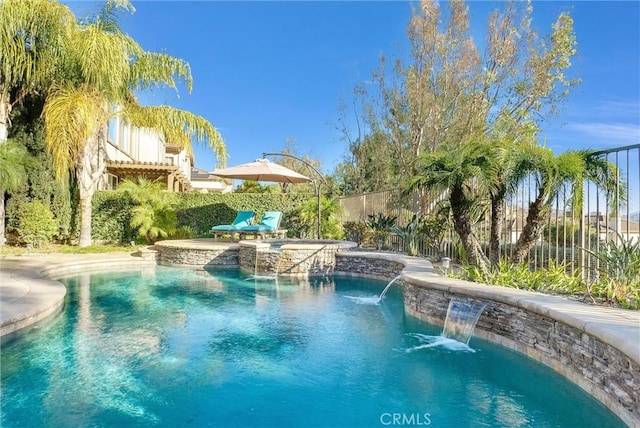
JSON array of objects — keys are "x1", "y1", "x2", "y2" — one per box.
[{"x1": 69, "y1": 1, "x2": 640, "y2": 174}]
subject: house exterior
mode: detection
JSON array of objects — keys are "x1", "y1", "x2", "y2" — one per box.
[
  {"x1": 587, "y1": 215, "x2": 640, "y2": 244},
  {"x1": 190, "y1": 167, "x2": 233, "y2": 193},
  {"x1": 102, "y1": 117, "x2": 227, "y2": 193}
]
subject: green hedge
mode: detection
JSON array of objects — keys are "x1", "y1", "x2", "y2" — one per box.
[{"x1": 91, "y1": 191, "x2": 312, "y2": 242}]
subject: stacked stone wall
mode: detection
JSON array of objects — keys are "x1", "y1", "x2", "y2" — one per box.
[{"x1": 157, "y1": 246, "x2": 238, "y2": 267}]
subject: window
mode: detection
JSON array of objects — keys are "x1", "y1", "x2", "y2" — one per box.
[
  {"x1": 108, "y1": 174, "x2": 118, "y2": 190},
  {"x1": 119, "y1": 122, "x2": 130, "y2": 153},
  {"x1": 107, "y1": 118, "x2": 118, "y2": 144}
]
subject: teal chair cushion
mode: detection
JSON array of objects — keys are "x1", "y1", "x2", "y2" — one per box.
[
  {"x1": 211, "y1": 210, "x2": 254, "y2": 231},
  {"x1": 241, "y1": 211, "x2": 282, "y2": 232}
]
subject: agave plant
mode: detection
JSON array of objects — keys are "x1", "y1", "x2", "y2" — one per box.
[
  {"x1": 367, "y1": 213, "x2": 398, "y2": 250},
  {"x1": 391, "y1": 214, "x2": 422, "y2": 256},
  {"x1": 583, "y1": 232, "x2": 640, "y2": 308}
]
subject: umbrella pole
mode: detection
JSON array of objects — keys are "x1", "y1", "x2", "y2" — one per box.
[
  {"x1": 315, "y1": 180, "x2": 321, "y2": 240},
  {"x1": 263, "y1": 152, "x2": 328, "y2": 240}
]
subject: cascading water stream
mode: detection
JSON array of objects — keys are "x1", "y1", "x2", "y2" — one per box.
[
  {"x1": 248, "y1": 246, "x2": 281, "y2": 281},
  {"x1": 405, "y1": 296, "x2": 488, "y2": 353},
  {"x1": 344, "y1": 274, "x2": 403, "y2": 305},
  {"x1": 376, "y1": 275, "x2": 403, "y2": 303},
  {"x1": 442, "y1": 296, "x2": 487, "y2": 345}
]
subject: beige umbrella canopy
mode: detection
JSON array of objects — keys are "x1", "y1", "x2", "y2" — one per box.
[{"x1": 212, "y1": 158, "x2": 311, "y2": 184}]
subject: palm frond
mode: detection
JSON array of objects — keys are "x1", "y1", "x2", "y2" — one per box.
[
  {"x1": 0, "y1": 138, "x2": 32, "y2": 191},
  {"x1": 0, "y1": 0, "x2": 76, "y2": 94},
  {"x1": 123, "y1": 104, "x2": 227, "y2": 167},
  {"x1": 130, "y1": 52, "x2": 193, "y2": 93},
  {"x1": 42, "y1": 83, "x2": 109, "y2": 178},
  {"x1": 70, "y1": 21, "x2": 140, "y2": 98}
]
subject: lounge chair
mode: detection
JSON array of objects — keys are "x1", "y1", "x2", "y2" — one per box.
[
  {"x1": 239, "y1": 211, "x2": 286, "y2": 239},
  {"x1": 209, "y1": 210, "x2": 255, "y2": 241}
]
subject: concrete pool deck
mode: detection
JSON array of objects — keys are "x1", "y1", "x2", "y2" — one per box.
[{"x1": 1, "y1": 244, "x2": 639, "y2": 425}]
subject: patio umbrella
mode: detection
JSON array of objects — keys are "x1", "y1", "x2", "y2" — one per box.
[
  {"x1": 212, "y1": 157, "x2": 325, "y2": 239},
  {"x1": 211, "y1": 158, "x2": 312, "y2": 184}
]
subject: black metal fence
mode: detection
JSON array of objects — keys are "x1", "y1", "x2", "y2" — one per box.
[{"x1": 339, "y1": 144, "x2": 640, "y2": 278}]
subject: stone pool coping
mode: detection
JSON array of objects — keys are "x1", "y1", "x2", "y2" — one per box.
[
  {"x1": 0, "y1": 252, "x2": 156, "y2": 338},
  {"x1": 336, "y1": 251, "x2": 640, "y2": 427}
]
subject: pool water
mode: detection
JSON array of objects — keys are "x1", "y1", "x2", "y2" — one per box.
[{"x1": 0, "y1": 267, "x2": 624, "y2": 427}]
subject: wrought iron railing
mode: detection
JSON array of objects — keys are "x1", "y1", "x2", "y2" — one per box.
[{"x1": 339, "y1": 144, "x2": 640, "y2": 278}]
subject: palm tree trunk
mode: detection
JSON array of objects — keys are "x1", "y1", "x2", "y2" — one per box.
[
  {"x1": 0, "y1": 93, "x2": 11, "y2": 245},
  {"x1": 450, "y1": 182, "x2": 489, "y2": 275},
  {"x1": 489, "y1": 187, "x2": 506, "y2": 267},
  {"x1": 0, "y1": 185, "x2": 5, "y2": 246},
  {"x1": 76, "y1": 127, "x2": 106, "y2": 247},
  {"x1": 511, "y1": 191, "x2": 549, "y2": 265},
  {"x1": 0, "y1": 92, "x2": 10, "y2": 143}
]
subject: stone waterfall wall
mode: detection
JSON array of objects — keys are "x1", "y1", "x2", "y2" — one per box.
[{"x1": 238, "y1": 241, "x2": 358, "y2": 277}]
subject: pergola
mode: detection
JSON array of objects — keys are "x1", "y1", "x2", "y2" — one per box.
[{"x1": 106, "y1": 160, "x2": 192, "y2": 192}]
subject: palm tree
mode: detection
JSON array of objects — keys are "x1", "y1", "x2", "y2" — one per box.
[
  {"x1": 486, "y1": 137, "x2": 545, "y2": 266},
  {"x1": 409, "y1": 140, "x2": 496, "y2": 274},
  {"x1": 116, "y1": 177, "x2": 176, "y2": 244},
  {"x1": 41, "y1": 1, "x2": 226, "y2": 246},
  {"x1": 510, "y1": 150, "x2": 619, "y2": 264},
  {"x1": 298, "y1": 195, "x2": 344, "y2": 239},
  {"x1": 0, "y1": 0, "x2": 74, "y2": 141},
  {"x1": 0, "y1": 0, "x2": 75, "y2": 244}
]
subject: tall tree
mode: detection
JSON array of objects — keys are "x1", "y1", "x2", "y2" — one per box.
[
  {"x1": 0, "y1": 0, "x2": 75, "y2": 244},
  {"x1": 5, "y1": 97, "x2": 73, "y2": 243},
  {"x1": 41, "y1": 0, "x2": 226, "y2": 246},
  {"x1": 409, "y1": 140, "x2": 495, "y2": 273},
  {"x1": 366, "y1": 0, "x2": 579, "y2": 271},
  {"x1": 346, "y1": 0, "x2": 578, "y2": 189}
]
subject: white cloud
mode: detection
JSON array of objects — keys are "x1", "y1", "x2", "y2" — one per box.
[
  {"x1": 564, "y1": 121, "x2": 640, "y2": 146},
  {"x1": 595, "y1": 101, "x2": 640, "y2": 120}
]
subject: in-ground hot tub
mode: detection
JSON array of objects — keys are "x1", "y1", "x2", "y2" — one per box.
[{"x1": 239, "y1": 239, "x2": 357, "y2": 277}]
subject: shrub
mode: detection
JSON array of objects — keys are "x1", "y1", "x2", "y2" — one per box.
[
  {"x1": 418, "y1": 211, "x2": 450, "y2": 260},
  {"x1": 117, "y1": 178, "x2": 178, "y2": 244},
  {"x1": 15, "y1": 201, "x2": 57, "y2": 245},
  {"x1": 91, "y1": 191, "x2": 310, "y2": 242},
  {"x1": 461, "y1": 259, "x2": 584, "y2": 294},
  {"x1": 343, "y1": 221, "x2": 372, "y2": 247},
  {"x1": 91, "y1": 192, "x2": 137, "y2": 242},
  {"x1": 169, "y1": 226, "x2": 197, "y2": 240},
  {"x1": 297, "y1": 195, "x2": 344, "y2": 239}
]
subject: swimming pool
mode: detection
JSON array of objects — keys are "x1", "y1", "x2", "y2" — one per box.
[{"x1": 0, "y1": 266, "x2": 624, "y2": 427}]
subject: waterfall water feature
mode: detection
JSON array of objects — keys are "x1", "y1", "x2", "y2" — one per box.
[
  {"x1": 376, "y1": 275, "x2": 402, "y2": 303},
  {"x1": 345, "y1": 275, "x2": 403, "y2": 305},
  {"x1": 442, "y1": 296, "x2": 488, "y2": 345},
  {"x1": 247, "y1": 246, "x2": 282, "y2": 281},
  {"x1": 404, "y1": 296, "x2": 488, "y2": 353}
]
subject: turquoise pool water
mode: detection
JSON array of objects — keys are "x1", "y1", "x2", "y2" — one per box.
[{"x1": 1, "y1": 267, "x2": 623, "y2": 427}]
